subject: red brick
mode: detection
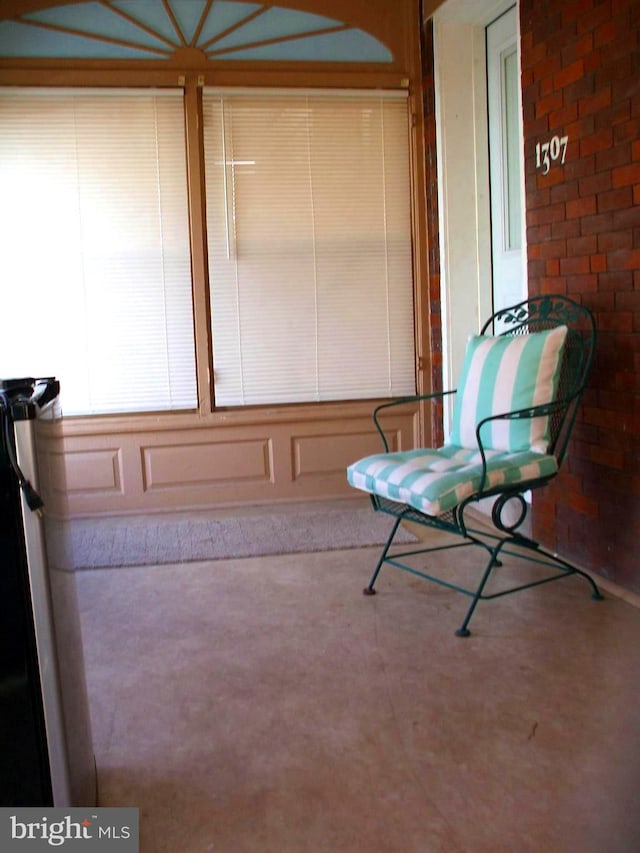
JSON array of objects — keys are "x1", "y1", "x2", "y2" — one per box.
[
  {"x1": 590, "y1": 253, "x2": 607, "y2": 272},
  {"x1": 546, "y1": 258, "x2": 561, "y2": 275},
  {"x1": 632, "y1": 139, "x2": 640, "y2": 160},
  {"x1": 540, "y1": 277, "x2": 567, "y2": 294},
  {"x1": 549, "y1": 102, "x2": 579, "y2": 129},
  {"x1": 583, "y1": 49, "x2": 602, "y2": 74},
  {"x1": 612, "y1": 73, "x2": 640, "y2": 103},
  {"x1": 533, "y1": 55, "x2": 561, "y2": 81},
  {"x1": 569, "y1": 490, "x2": 600, "y2": 516},
  {"x1": 521, "y1": 39, "x2": 548, "y2": 71},
  {"x1": 580, "y1": 210, "x2": 614, "y2": 235},
  {"x1": 561, "y1": 0, "x2": 595, "y2": 27},
  {"x1": 539, "y1": 76, "x2": 556, "y2": 98},
  {"x1": 527, "y1": 223, "x2": 552, "y2": 243},
  {"x1": 597, "y1": 312, "x2": 633, "y2": 333},
  {"x1": 577, "y1": 2, "x2": 618, "y2": 35},
  {"x1": 529, "y1": 258, "x2": 547, "y2": 279},
  {"x1": 613, "y1": 205, "x2": 640, "y2": 229},
  {"x1": 560, "y1": 255, "x2": 591, "y2": 275},
  {"x1": 554, "y1": 58, "x2": 585, "y2": 88},
  {"x1": 607, "y1": 248, "x2": 640, "y2": 270},
  {"x1": 551, "y1": 218, "x2": 581, "y2": 239},
  {"x1": 567, "y1": 234, "x2": 598, "y2": 255},
  {"x1": 582, "y1": 292, "x2": 615, "y2": 314},
  {"x1": 566, "y1": 195, "x2": 597, "y2": 218},
  {"x1": 537, "y1": 167, "x2": 567, "y2": 189},
  {"x1": 580, "y1": 127, "x2": 613, "y2": 155},
  {"x1": 598, "y1": 387, "x2": 635, "y2": 412},
  {"x1": 563, "y1": 72, "x2": 596, "y2": 105},
  {"x1": 598, "y1": 230, "x2": 633, "y2": 252},
  {"x1": 583, "y1": 406, "x2": 634, "y2": 431},
  {"x1": 526, "y1": 197, "x2": 559, "y2": 220},
  {"x1": 594, "y1": 20, "x2": 617, "y2": 47},
  {"x1": 565, "y1": 114, "x2": 596, "y2": 139},
  {"x1": 578, "y1": 85, "x2": 612, "y2": 116},
  {"x1": 566, "y1": 273, "x2": 598, "y2": 292},
  {"x1": 579, "y1": 171, "x2": 612, "y2": 196},
  {"x1": 562, "y1": 32, "x2": 594, "y2": 64},
  {"x1": 602, "y1": 27, "x2": 638, "y2": 66},
  {"x1": 596, "y1": 142, "x2": 632, "y2": 172},
  {"x1": 538, "y1": 238, "x2": 567, "y2": 259},
  {"x1": 536, "y1": 91, "x2": 565, "y2": 118},
  {"x1": 594, "y1": 101, "x2": 632, "y2": 131},
  {"x1": 598, "y1": 186, "x2": 633, "y2": 213},
  {"x1": 615, "y1": 118, "x2": 640, "y2": 145},
  {"x1": 598, "y1": 270, "x2": 634, "y2": 291},
  {"x1": 564, "y1": 154, "x2": 596, "y2": 180},
  {"x1": 550, "y1": 180, "x2": 579, "y2": 203}
]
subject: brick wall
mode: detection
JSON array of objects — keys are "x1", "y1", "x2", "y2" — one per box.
[{"x1": 520, "y1": 0, "x2": 640, "y2": 592}]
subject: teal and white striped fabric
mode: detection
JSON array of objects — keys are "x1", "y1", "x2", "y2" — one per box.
[
  {"x1": 347, "y1": 325, "x2": 568, "y2": 517},
  {"x1": 450, "y1": 325, "x2": 568, "y2": 453},
  {"x1": 346, "y1": 446, "x2": 559, "y2": 517}
]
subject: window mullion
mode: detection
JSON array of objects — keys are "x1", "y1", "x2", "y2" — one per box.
[{"x1": 183, "y1": 78, "x2": 214, "y2": 414}]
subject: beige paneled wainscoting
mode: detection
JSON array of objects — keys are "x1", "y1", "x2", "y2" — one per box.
[{"x1": 35, "y1": 402, "x2": 420, "y2": 518}]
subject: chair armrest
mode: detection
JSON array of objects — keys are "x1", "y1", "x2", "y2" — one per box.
[
  {"x1": 473, "y1": 398, "x2": 567, "y2": 494},
  {"x1": 373, "y1": 390, "x2": 456, "y2": 452}
]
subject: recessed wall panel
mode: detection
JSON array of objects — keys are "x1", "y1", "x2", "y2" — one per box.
[
  {"x1": 292, "y1": 430, "x2": 399, "y2": 480},
  {"x1": 50, "y1": 448, "x2": 123, "y2": 495},
  {"x1": 142, "y1": 439, "x2": 272, "y2": 491}
]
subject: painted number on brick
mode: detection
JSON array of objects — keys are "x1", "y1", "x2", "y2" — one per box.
[{"x1": 535, "y1": 135, "x2": 569, "y2": 174}]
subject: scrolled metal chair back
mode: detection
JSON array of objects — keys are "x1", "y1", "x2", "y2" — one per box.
[{"x1": 482, "y1": 294, "x2": 596, "y2": 464}]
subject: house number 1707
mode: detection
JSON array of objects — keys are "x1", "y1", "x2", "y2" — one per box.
[{"x1": 535, "y1": 135, "x2": 569, "y2": 174}]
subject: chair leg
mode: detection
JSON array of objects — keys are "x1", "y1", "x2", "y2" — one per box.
[
  {"x1": 363, "y1": 514, "x2": 405, "y2": 596},
  {"x1": 455, "y1": 541, "x2": 505, "y2": 637},
  {"x1": 538, "y1": 547, "x2": 605, "y2": 601}
]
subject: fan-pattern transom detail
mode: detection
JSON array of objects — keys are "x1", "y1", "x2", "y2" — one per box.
[{"x1": 0, "y1": 0, "x2": 392, "y2": 62}]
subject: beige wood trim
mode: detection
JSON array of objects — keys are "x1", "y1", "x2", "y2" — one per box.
[
  {"x1": 405, "y1": 0, "x2": 431, "y2": 447},
  {"x1": 183, "y1": 77, "x2": 214, "y2": 416},
  {"x1": 36, "y1": 404, "x2": 419, "y2": 517},
  {"x1": 43, "y1": 399, "x2": 420, "y2": 438}
]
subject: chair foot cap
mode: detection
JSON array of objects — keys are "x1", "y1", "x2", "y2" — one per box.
[
  {"x1": 592, "y1": 592, "x2": 604, "y2": 601},
  {"x1": 363, "y1": 587, "x2": 377, "y2": 596},
  {"x1": 455, "y1": 628, "x2": 471, "y2": 637}
]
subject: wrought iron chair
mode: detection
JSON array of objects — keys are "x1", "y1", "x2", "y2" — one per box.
[{"x1": 347, "y1": 294, "x2": 602, "y2": 636}]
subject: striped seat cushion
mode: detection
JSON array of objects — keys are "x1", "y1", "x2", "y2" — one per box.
[
  {"x1": 347, "y1": 445, "x2": 558, "y2": 517},
  {"x1": 450, "y1": 325, "x2": 568, "y2": 453}
]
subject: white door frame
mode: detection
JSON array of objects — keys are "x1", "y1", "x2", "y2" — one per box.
[{"x1": 433, "y1": 0, "x2": 526, "y2": 434}]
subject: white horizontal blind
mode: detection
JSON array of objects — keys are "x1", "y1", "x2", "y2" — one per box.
[
  {"x1": 203, "y1": 90, "x2": 416, "y2": 406},
  {"x1": 0, "y1": 89, "x2": 196, "y2": 416}
]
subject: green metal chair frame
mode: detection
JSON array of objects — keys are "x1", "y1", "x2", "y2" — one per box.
[{"x1": 357, "y1": 294, "x2": 603, "y2": 636}]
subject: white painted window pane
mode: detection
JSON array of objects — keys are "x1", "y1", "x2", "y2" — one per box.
[
  {"x1": 0, "y1": 89, "x2": 197, "y2": 416},
  {"x1": 203, "y1": 90, "x2": 416, "y2": 406}
]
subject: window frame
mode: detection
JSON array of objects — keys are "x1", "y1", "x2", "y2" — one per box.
[{"x1": 0, "y1": 65, "x2": 429, "y2": 440}]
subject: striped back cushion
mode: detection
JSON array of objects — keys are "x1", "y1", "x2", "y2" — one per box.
[{"x1": 449, "y1": 325, "x2": 568, "y2": 453}]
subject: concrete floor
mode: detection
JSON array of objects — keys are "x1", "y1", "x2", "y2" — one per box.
[{"x1": 76, "y1": 533, "x2": 640, "y2": 852}]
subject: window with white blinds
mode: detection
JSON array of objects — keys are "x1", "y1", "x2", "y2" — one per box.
[
  {"x1": 202, "y1": 89, "x2": 416, "y2": 406},
  {"x1": 0, "y1": 88, "x2": 196, "y2": 416}
]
